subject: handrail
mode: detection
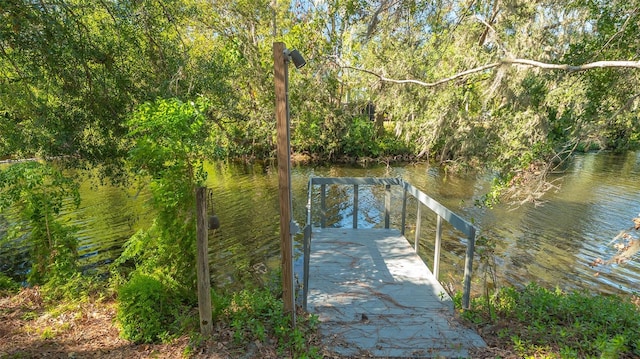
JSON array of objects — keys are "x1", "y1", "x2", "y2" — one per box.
[
  {"x1": 302, "y1": 177, "x2": 313, "y2": 311},
  {"x1": 302, "y1": 176, "x2": 477, "y2": 309}
]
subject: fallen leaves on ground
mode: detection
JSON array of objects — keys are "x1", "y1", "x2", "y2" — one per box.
[
  {"x1": 0, "y1": 287, "x2": 190, "y2": 358},
  {"x1": 1, "y1": 287, "x2": 510, "y2": 358}
]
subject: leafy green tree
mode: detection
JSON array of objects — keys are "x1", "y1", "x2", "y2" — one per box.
[
  {"x1": 2, "y1": 0, "x2": 137, "y2": 163},
  {"x1": 0, "y1": 161, "x2": 80, "y2": 285},
  {"x1": 117, "y1": 97, "x2": 212, "y2": 296},
  {"x1": 311, "y1": 0, "x2": 639, "y2": 201},
  {"x1": 563, "y1": 0, "x2": 640, "y2": 151},
  {"x1": 0, "y1": 0, "x2": 231, "y2": 167},
  {"x1": 2, "y1": 0, "x2": 639, "y2": 203}
]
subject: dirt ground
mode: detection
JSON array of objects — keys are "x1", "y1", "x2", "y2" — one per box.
[
  {"x1": 0, "y1": 288, "x2": 510, "y2": 359},
  {"x1": 0, "y1": 288, "x2": 190, "y2": 358}
]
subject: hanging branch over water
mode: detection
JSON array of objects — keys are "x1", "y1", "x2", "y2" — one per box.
[
  {"x1": 340, "y1": 59, "x2": 640, "y2": 87},
  {"x1": 591, "y1": 215, "x2": 640, "y2": 273}
]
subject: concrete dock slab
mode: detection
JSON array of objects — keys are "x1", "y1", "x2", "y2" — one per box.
[{"x1": 306, "y1": 228, "x2": 486, "y2": 358}]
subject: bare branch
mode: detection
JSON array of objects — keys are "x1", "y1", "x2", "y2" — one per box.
[
  {"x1": 341, "y1": 58, "x2": 640, "y2": 87},
  {"x1": 607, "y1": 92, "x2": 640, "y2": 123},
  {"x1": 502, "y1": 58, "x2": 640, "y2": 71},
  {"x1": 476, "y1": 0, "x2": 501, "y2": 47},
  {"x1": 341, "y1": 63, "x2": 500, "y2": 87}
]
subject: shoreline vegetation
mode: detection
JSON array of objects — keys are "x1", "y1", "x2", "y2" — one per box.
[
  {"x1": 2, "y1": 280, "x2": 640, "y2": 358},
  {"x1": 2, "y1": 154, "x2": 640, "y2": 358},
  {"x1": 2, "y1": 149, "x2": 639, "y2": 358},
  {"x1": 0, "y1": 153, "x2": 418, "y2": 166}
]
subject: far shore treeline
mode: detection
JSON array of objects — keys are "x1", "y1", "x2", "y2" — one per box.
[{"x1": 1, "y1": 1, "x2": 639, "y2": 186}]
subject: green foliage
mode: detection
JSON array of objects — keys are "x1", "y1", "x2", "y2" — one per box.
[
  {"x1": 463, "y1": 283, "x2": 640, "y2": 358},
  {"x1": 2, "y1": 0, "x2": 640, "y2": 196},
  {"x1": 117, "y1": 97, "x2": 213, "y2": 295},
  {"x1": 343, "y1": 116, "x2": 379, "y2": 157},
  {"x1": 378, "y1": 132, "x2": 415, "y2": 157},
  {"x1": 126, "y1": 97, "x2": 210, "y2": 184},
  {"x1": 116, "y1": 273, "x2": 182, "y2": 344},
  {"x1": 41, "y1": 272, "x2": 105, "y2": 302},
  {"x1": 0, "y1": 0, "x2": 228, "y2": 167},
  {"x1": 0, "y1": 272, "x2": 20, "y2": 293},
  {"x1": 342, "y1": 115, "x2": 413, "y2": 158},
  {"x1": 0, "y1": 161, "x2": 80, "y2": 285},
  {"x1": 292, "y1": 110, "x2": 413, "y2": 160},
  {"x1": 215, "y1": 286, "x2": 321, "y2": 358},
  {"x1": 2, "y1": 1, "x2": 129, "y2": 162},
  {"x1": 291, "y1": 109, "x2": 343, "y2": 156}
]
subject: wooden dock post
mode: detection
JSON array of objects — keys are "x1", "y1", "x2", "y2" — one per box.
[
  {"x1": 274, "y1": 41, "x2": 295, "y2": 324},
  {"x1": 195, "y1": 187, "x2": 213, "y2": 336}
]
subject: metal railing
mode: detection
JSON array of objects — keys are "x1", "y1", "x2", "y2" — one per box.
[{"x1": 302, "y1": 177, "x2": 477, "y2": 310}]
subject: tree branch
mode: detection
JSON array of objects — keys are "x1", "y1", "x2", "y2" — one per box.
[
  {"x1": 342, "y1": 63, "x2": 500, "y2": 87},
  {"x1": 341, "y1": 58, "x2": 640, "y2": 87},
  {"x1": 502, "y1": 58, "x2": 640, "y2": 71},
  {"x1": 607, "y1": 92, "x2": 640, "y2": 124},
  {"x1": 592, "y1": 7, "x2": 638, "y2": 61}
]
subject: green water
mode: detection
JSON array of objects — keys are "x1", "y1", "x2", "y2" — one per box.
[{"x1": 1, "y1": 151, "x2": 639, "y2": 294}]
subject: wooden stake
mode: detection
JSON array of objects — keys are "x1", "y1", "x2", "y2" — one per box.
[
  {"x1": 274, "y1": 42, "x2": 295, "y2": 323},
  {"x1": 196, "y1": 186, "x2": 213, "y2": 336}
]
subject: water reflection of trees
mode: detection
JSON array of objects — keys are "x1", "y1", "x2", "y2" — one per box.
[
  {"x1": 0, "y1": 211, "x2": 30, "y2": 277},
  {"x1": 311, "y1": 185, "x2": 350, "y2": 227},
  {"x1": 205, "y1": 161, "x2": 281, "y2": 289},
  {"x1": 310, "y1": 184, "x2": 394, "y2": 228}
]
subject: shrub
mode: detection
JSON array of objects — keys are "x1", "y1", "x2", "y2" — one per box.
[
  {"x1": 116, "y1": 273, "x2": 179, "y2": 343},
  {"x1": 0, "y1": 161, "x2": 80, "y2": 286},
  {"x1": 215, "y1": 286, "x2": 320, "y2": 357},
  {"x1": 120, "y1": 98, "x2": 210, "y2": 296},
  {"x1": 343, "y1": 116, "x2": 379, "y2": 157},
  {"x1": 464, "y1": 283, "x2": 640, "y2": 358},
  {"x1": 0, "y1": 272, "x2": 20, "y2": 293}
]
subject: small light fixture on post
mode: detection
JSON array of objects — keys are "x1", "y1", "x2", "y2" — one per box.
[
  {"x1": 284, "y1": 48, "x2": 307, "y2": 69},
  {"x1": 274, "y1": 42, "x2": 306, "y2": 327}
]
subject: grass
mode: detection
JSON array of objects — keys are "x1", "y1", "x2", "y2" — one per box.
[
  {"x1": 208, "y1": 286, "x2": 322, "y2": 358},
  {"x1": 39, "y1": 327, "x2": 55, "y2": 340},
  {"x1": 460, "y1": 283, "x2": 640, "y2": 358},
  {"x1": 8, "y1": 265, "x2": 640, "y2": 358}
]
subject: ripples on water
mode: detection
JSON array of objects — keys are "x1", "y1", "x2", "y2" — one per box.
[
  {"x1": 471, "y1": 151, "x2": 640, "y2": 294},
  {"x1": 1, "y1": 151, "x2": 639, "y2": 295}
]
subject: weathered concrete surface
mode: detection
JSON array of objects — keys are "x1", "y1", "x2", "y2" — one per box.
[{"x1": 307, "y1": 228, "x2": 486, "y2": 358}]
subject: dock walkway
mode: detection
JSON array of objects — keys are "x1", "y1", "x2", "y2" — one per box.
[{"x1": 307, "y1": 228, "x2": 486, "y2": 358}]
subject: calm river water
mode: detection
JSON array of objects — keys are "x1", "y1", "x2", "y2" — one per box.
[{"x1": 1, "y1": 151, "x2": 639, "y2": 295}]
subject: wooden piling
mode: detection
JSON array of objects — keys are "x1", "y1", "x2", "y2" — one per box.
[
  {"x1": 195, "y1": 187, "x2": 213, "y2": 336},
  {"x1": 274, "y1": 41, "x2": 295, "y2": 323}
]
